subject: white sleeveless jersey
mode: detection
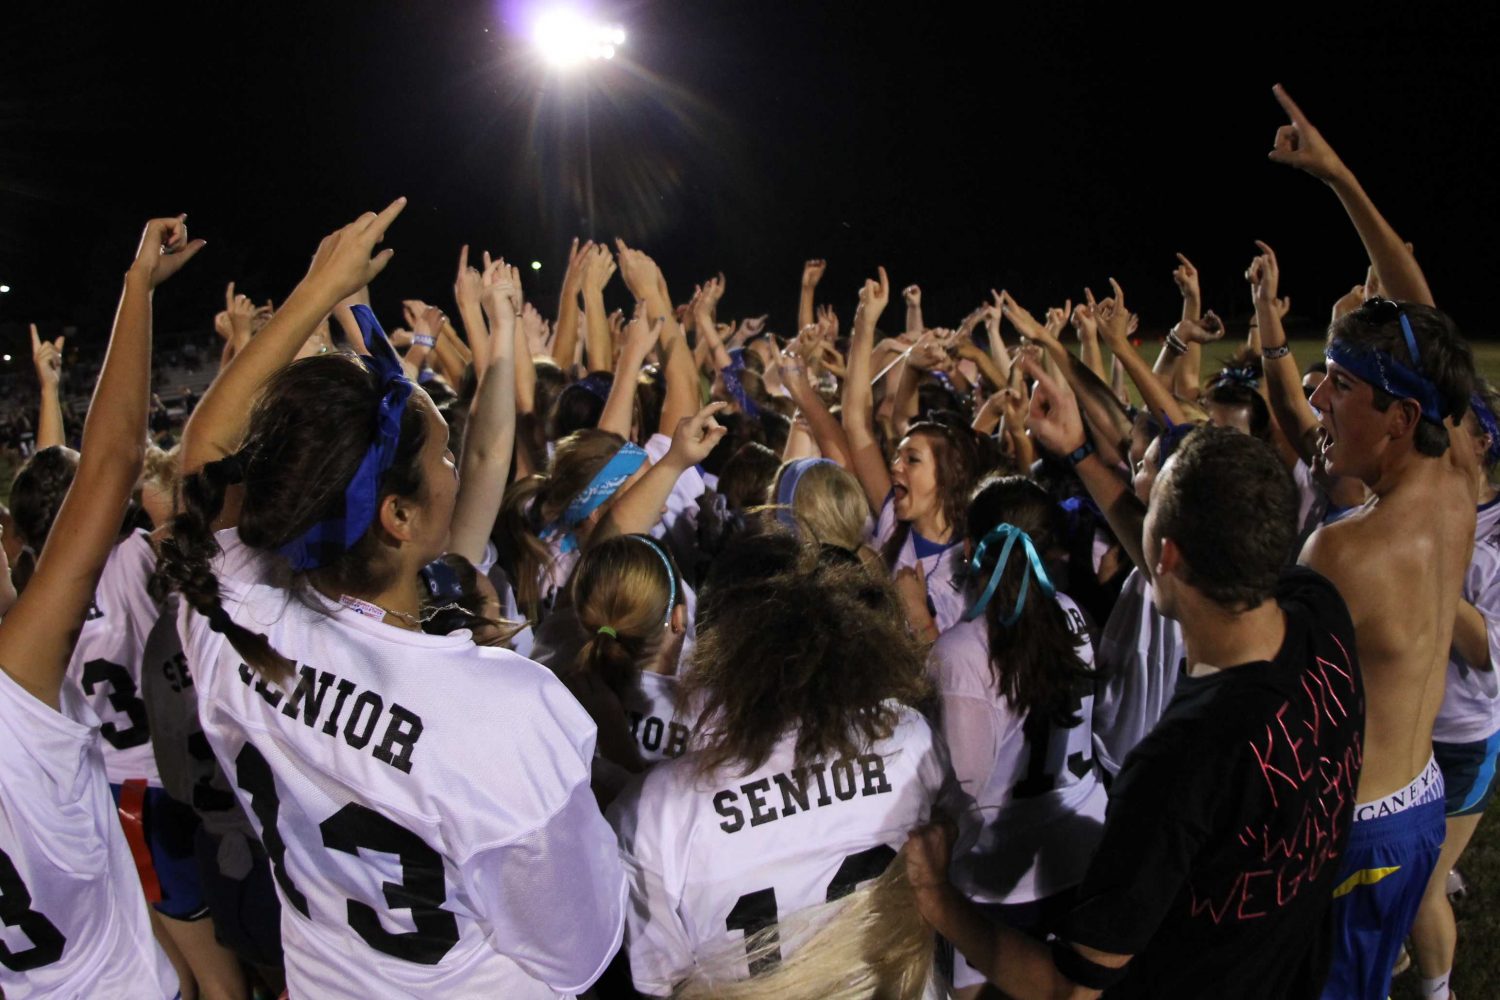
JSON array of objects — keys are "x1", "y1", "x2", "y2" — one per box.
[
  {"x1": 64, "y1": 530, "x2": 164, "y2": 786},
  {"x1": 180, "y1": 530, "x2": 627, "y2": 999},
  {"x1": 1091, "y1": 568, "x2": 1185, "y2": 776},
  {"x1": 871, "y1": 495, "x2": 967, "y2": 633},
  {"x1": 1434, "y1": 498, "x2": 1500, "y2": 743},
  {"x1": 927, "y1": 595, "x2": 1106, "y2": 904},
  {"x1": 608, "y1": 706, "x2": 953, "y2": 995},
  {"x1": 0, "y1": 667, "x2": 177, "y2": 999}
]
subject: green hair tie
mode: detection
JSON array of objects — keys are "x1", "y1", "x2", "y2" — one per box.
[{"x1": 596, "y1": 625, "x2": 618, "y2": 639}]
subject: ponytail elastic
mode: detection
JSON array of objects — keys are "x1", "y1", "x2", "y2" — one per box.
[
  {"x1": 963, "y1": 523, "x2": 1055, "y2": 626},
  {"x1": 596, "y1": 625, "x2": 618, "y2": 639}
]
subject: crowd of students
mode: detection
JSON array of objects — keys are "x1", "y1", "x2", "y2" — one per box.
[{"x1": 0, "y1": 84, "x2": 1492, "y2": 1000}]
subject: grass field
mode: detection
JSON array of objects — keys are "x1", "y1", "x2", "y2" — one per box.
[{"x1": 4, "y1": 339, "x2": 1500, "y2": 994}]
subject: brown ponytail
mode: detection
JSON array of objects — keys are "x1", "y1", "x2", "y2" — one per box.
[{"x1": 571, "y1": 534, "x2": 679, "y2": 696}]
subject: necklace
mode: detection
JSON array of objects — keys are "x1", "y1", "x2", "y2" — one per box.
[{"x1": 339, "y1": 593, "x2": 468, "y2": 630}]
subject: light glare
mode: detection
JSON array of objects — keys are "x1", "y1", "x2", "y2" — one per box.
[
  {"x1": 533, "y1": 10, "x2": 626, "y2": 67},
  {"x1": 0, "y1": 285, "x2": 9, "y2": 293},
  {"x1": 530, "y1": 261, "x2": 543, "y2": 270}
]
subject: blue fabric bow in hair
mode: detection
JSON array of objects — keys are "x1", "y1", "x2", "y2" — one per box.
[
  {"x1": 1211, "y1": 366, "x2": 1261, "y2": 391},
  {"x1": 963, "y1": 523, "x2": 1055, "y2": 626},
  {"x1": 1472, "y1": 390, "x2": 1500, "y2": 468},
  {"x1": 279, "y1": 304, "x2": 414, "y2": 572}
]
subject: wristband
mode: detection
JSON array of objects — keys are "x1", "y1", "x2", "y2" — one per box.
[
  {"x1": 1263, "y1": 343, "x2": 1292, "y2": 360},
  {"x1": 1165, "y1": 332, "x2": 1188, "y2": 356},
  {"x1": 1065, "y1": 439, "x2": 1096, "y2": 467},
  {"x1": 413, "y1": 334, "x2": 437, "y2": 348}
]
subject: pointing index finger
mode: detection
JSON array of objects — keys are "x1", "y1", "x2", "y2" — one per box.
[
  {"x1": 1272, "y1": 83, "x2": 1308, "y2": 126},
  {"x1": 366, "y1": 197, "x2": 408, "y2": 239}
]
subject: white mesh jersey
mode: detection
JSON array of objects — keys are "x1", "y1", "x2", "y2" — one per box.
[
  {"x1": 608, "y1": 706, "x2": 953, "y2": 995},
  {"x1": 1091, "y1": 568, "x2": 1185, "y2": 777},
  {"x1": 0, "y1": 667, "x2": 177, "y2": 999},
  {"x1": 180, "y1": 530, "x2": 627, "y2": 999},
  {"x1": 64, "y1": 530, "x2": 164, "y2": 786},
  {"x1": 1434, "y1": 497, "x2": 1500, "y2": 743},
  {"x1": 870, "y1": 495, "x2": 967, "y2": 633},
  {"x1": 928, "y1": 595, "x2": 1107, "y2": 906}
]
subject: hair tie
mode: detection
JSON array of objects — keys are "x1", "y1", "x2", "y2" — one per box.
[
  {"x1": 596, "y1": 625, "x2": 618, "y2": 639},
  {"x1": 963, "y1": 523, "x2": 1055, "y2": 626}
]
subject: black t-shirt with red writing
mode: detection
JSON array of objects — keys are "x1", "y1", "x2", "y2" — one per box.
[{"x1": 1062, "y1": 567, "x2": 1364, "y2": 999}]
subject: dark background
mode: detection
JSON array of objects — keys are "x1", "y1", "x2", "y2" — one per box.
[{"x1": 1, "y1": 1, "x2": 1496, "y2": 357}]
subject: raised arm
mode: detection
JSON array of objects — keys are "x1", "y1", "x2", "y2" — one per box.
[
  {"x1": 447, "y1": 257, "x2": 520, "y2": 564},
  {"x1": 903, "y1": 284, "x2": 923, "y2": 339},
  {"x1": 596, "y1": 403, "x2": 727, "y2": 543},
  {"x1": 1024, "y1": 354, "x2": 1149, "y2": 572},
  {"x1": 616, "y1": 239, "x2": 697, "y2": 432},
  {"x1": 1248, "y1": 241, "x2": 1320, "y2": 463},
  {"x1": 1170, "y1": 254, "x2": 1204, "y2": 400},
  {"x1": 453, "y1": 245, "x2": 491, "y2": 376},
  {"x1": 30, "y1": 325, "x2": 66, "y2": 451},
  {"x1": 691, "y1": 274, "x2": 735, "y2": 372},
  {"x1": 1093, "y1": 280, "x2": 1186, "y2": 427},
  {"x1": 1071, "y1": 297, "x2": 1107, "y2": 382},
  {"x1": 580, "y1": 243, "x2": 617, "y2": 374},
  {"x1": 551, "y1": 237, "x2": 588, "y2": 367},
  {"x1": 842, "y1": 267, "x2": 894, "y2": 511},
  {"x1": 0, "y1": 217, "x2": 201, "y2": 708},
  {"x1": 598, "y1": 314, "x2": 660, "y2": 440},
  {"x1": 182, "y1": 199, "x2": 405, "y2": 476},
  {"x1": 1269, "y1": 84, "x2": 1434, "y2": 306},
  {"x1": 780, "y1": 343, "x2": 853, "y2": 468},
  {"x1": 799, "y1": 258, "x2": 826, "y2": 332}
]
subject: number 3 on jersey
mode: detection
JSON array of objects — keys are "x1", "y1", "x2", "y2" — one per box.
[
  {"x1": 724, "y1": 844, "x2": 897, "y2": 974},
  {"x1": 234, "y1": 744, "x2": 460, "y2": 964},
  {"x1": 0, "y1": 849, "x2": 66, "y2": 972}
]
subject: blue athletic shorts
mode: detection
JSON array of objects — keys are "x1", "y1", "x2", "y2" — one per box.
[
  {"x1": 1434, "y1": 731, "x2": 1500, "y2": 817},
  {"x1": 1321, "y1": 796, "x2": 1446, "y2": 1000},
  {"x1": 110, "y1": 783, "x2": 209, "y2": 921}
]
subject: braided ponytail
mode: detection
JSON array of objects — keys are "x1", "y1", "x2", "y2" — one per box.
[{"x1": 156, "y1": 453, "x2": 294, "y2": 681}]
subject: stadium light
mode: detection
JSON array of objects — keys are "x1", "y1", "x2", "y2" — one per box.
[
  {"x1": 0, "y1": 285, "x2": 10, "y2": 293},
  {"x1": 531, "y1": 261, "x2": 543, "y2": 271},
  {"x1": 533, "y1": 9, "x2": 625, "y2": 67}
]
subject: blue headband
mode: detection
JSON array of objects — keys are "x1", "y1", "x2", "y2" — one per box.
[
  {"x1": 541, "y1": 442, "x2": 649, "y2": 554},
  {"x1": 1325, "y1": 314, "x2": 1447, "y2": 425},
  {"x1": 574, "y1": 372, "x2": 613, "y2": 403},
  {"x1": 628, "y1": 533, "x2": 678, "y2": 626},
  {"x1": 963, "y1": 523, "x2": 1055, "y2": 626},
  {"x1": 279, "y1": 305, "x2": 414, "y2": 572},
  {"x1": 774, "y1": 458, "x2": 835, "y2": 529},
  {"x1": 1471, "y1": 390, "x2": 1500, "y2": 467},
  {"x1": 420, "y1": 558, "x2": 465, "y2": 603},
  {"x1": 1158, "y1": 417, "x2": 1196, "y2": 465}
]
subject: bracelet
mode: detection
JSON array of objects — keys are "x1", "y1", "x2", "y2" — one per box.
[
  {"x1": 1065, "y1": 439, "x2": 1096, "y2": 467},
  {"x1": 1164, "y1": 332, "x2": 1188, "y2": 356},
  {"x1": 413, "y1": 334, "x2": 437, "y2": 348},
  {"x1": 1263, "y1": 343, "x2": 1292, "y2": 360}
]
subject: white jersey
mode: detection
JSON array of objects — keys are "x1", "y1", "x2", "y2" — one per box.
[
  {"x1": 927, "y1": 596, "x2": 1106, "y2": 904},
  {"x1": 1091, "y1": 568, "x2": 1185, "y2": 777},
  {"x1": 64, "y1": 530, "x2": 164, "y2": 786},
  {"x1": 871, "y1": 495, "x2": 967, "y2": 633},
  {"x1": 0, "y1": 667, "x2": 177, "y2": 999},
  {"x1": 623, "y1": 671, "x2": 696, "y2": 765},
  {"x1": 1434, "y1": 497, "x2": 1500, "y2": 743},
  {"x1": 181, "y1": 530, "x2": 627, "y2": 999},
  {"x1": 608, "y1": 706, "x2": 952, "y2": 995}
]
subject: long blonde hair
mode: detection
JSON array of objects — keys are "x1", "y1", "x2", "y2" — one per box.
[{"x1": 674, "y1": 853, "x2": 940, "y2": 1000}]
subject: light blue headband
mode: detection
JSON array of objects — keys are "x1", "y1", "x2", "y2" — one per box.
[
  {"x1": 774, "y1": 458, "x2": 835, "y2": 529},
  {"x1": 963, "y1": 523, "x2": 1055, "y2": 626},
  {"x1": 628, "y1": 533, "x2": 678, "y2": 626},
  {"x1": 542, "y1": 441, "x2": 649, "y2": 554}
]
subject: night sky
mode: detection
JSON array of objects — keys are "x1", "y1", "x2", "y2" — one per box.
[{"x1": 2, "y1": 1, "x2": 1497, "y2": 358}]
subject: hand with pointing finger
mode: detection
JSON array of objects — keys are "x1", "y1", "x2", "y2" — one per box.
[
  {"x1": 30, "y1": 325, "x2": 64, "y2": 391},
  {"x1": 1172, "y1": 253, "x2": 1200, "y2": 305},
  {"x1": 305, "y1": 198, "x2": 407, "y2": 302},
  {"x1": 1268, "y1": 84, "x2": 1349, "y2": 185},
  {"x1": 129, "y1": 215, "x2": 206, "y2": 289}
]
